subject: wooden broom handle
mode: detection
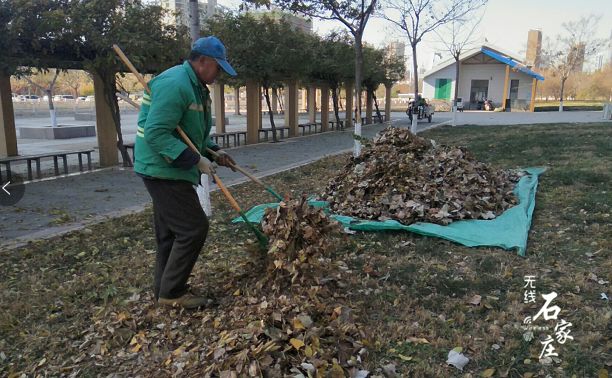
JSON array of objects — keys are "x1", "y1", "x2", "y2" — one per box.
[{"x1": 213, "y1": 173, "x2": 242, "y2": 213}]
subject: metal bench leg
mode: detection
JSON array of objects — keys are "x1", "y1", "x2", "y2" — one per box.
[
  {"x1": 5, "y1": 162, "x2": 10, "y2": 182},
  {"x1": 78, "y1": 154, "x2": 84, "y2": 172},
  {"x1": 62, "y1": 155, "x2": 68, "y2": 174},
  {"x1": 87, "y1": 152, "x2": 92, "y2": 170},
  {"x1": 53, "y1": 156, "x2": 59, "y2": 176},
  {"x1": 35, "y1": 159, "x2": 42, "y2": 178},
  {"x1": 27, "y1": 160, "x2": 33, "y2": 181}
]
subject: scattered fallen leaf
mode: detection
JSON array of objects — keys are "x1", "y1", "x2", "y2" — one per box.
[
  {"x1": 468, "y1": 294, "x2": 482, "y2": 306},
  {"x1": 482, "y1": 368, "x2": 496, "y2": 377},
  {"x1": 289, "y1": 338, "x2": 305, "y2": 350}
]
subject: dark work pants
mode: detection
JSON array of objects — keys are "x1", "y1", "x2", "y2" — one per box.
[{"x1": 142, "y1": 178, "x2": 209, "y2": 300}]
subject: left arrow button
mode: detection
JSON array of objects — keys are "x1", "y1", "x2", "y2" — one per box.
[
  {"x1": 0, "y1": 175, "x2": 25, "y2": 206},
  {"x1": 2, "y1": 181, "x2": 11, "y2": 195}
]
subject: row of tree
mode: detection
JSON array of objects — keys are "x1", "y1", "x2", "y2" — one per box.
[
  {"x1": 242, "y1": 0, "x2": 488, "y2": 145},
  {"x1": 537, "y1": 63, "x2": 612, "y2": 102},
  {"x1": 11, "y1": 70, "x2": 94, "y2": 99},
  {"x1": 203, "y1": 13, "x2": 405, "y2": 141}
]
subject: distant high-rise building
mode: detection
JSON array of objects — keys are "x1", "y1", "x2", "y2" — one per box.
[
  {"x1": 595, "y1": 55, "x2": 604, "y2": 70},
  {"x1": 386, "y1": 41, "x2": 405, "y2": 60},
  {"x1": 608, "y1": 29, "x2": 612, "y2": 64},
  {"x1": 526, "y1": 29, "x2": 542, "y2": 69},
  {"x1": 157, "y1": 0, "x2": 226, "y2": 28},
  {"x1": 249, "y1": 7, "x2": 313, "y2": 34},
  {"x1": 385, "y1": 41, "x2": 408, "y2": 82}
]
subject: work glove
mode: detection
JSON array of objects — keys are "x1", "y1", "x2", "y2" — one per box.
[
  {"x1": 214, "y1": 150, "x2": 237, "y2": 172},
  {"x1": 197, "y1": 157, "x2": 216, "y2": 176}
]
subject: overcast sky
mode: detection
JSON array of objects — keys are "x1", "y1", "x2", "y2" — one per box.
[{"x1": 214, "y1": 0, "x2": 611, "y2": 70}]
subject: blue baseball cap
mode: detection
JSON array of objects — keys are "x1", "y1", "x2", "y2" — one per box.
[{"x1": 191, "y1": 36, "x2": 237, "y2": 77}]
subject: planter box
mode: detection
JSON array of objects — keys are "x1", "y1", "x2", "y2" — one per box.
[{"x1": 19, "y1": 125, "x2": 96, "y2": 139}]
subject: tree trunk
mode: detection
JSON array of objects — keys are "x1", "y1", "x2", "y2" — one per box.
[
  {"x1": 276, "y1": 88, "x2": 284, "y2": 113},
  {"x1": 234, "y1": 86, "x2": 241, "y2": 115},
  {"x1": 25, "y1": 69, "x2": 60, "y2": 128},
  {"x1": 454, "y1": 57, "x2": 460, "y2": 102},
  {"x1": 188, "y1": 0, "x2": 200, "y2": 43},
  {"x1": 46, "y1": 89, "x2": 57, "y2": 128},
  {"x1": 331, "y1": 84, "x2": 341, "y2": 128},
  {"x1": 100, "y1": 70, "x2": 131, "y2": 167},
  {"x1": 263, "y1": 85, "x2": 278, "y2": 142},
  {"x1": 559, "y1": 77, "x2": 566, "y2": 112},
  {"x1": 452, "y1": 57, "x2": 460, "y2": 126},
  {"x1": 353, "y1": 34, "x2": 364, "y2": 157},
  {"x1": 372, "y1": 90, "x2": 382, "y2": 122},
  {"x1": 411, "y1": 43, "x2": 419, "y2": 134}
]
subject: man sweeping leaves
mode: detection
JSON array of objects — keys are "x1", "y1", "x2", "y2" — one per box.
[{"x1": 134, "y1": 36, "x2": 237, "y2": 309}]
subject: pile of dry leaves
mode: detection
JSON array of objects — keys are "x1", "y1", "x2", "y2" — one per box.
[
  {"x1": 83, "y1": 197, "x2": 370, "y2": 377},
  {"x1": 260, "y1": 195, "x2": 342, "y2": 288},
  {"x1": 325, "y1": 127, "x2": 520, "y2": 225}
]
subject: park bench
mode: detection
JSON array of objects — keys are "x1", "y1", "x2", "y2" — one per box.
[
  {"x1": 258, "y1": 126, "x2": 290, "y2": 141},
  {"x1": 123, "y1": 142, "x2": 135, "y2": 162},
  {"x1": 298, "y1": 122, "x2": 322, "y2": 136},
  {"x1": 210, "y1": 131, "x2": 247, "y2": 148},
  {"x1": 123, "y1": 131, "x2": 248, "y2": 163},
  {"x1": 0, "y1": 149, "x2": 94, "y2": 181},
  {"x1": 328, "y1": 120, "x2": 346, "y2": 130}
]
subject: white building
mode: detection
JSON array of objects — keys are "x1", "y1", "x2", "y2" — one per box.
[{"x1": 422, "y1": 44, "x2": 544, "y2": 111}]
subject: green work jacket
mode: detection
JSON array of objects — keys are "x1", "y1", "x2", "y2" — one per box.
[{"x1": 134, "y1": 61, "x2": 218, "y2": 185}]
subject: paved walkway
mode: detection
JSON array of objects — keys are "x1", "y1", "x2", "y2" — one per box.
[{"x1": 451, "y1": 110, "x2": 608, "y2": 125}]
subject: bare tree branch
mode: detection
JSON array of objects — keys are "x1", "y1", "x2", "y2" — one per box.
[
  {"x1": 542, "y1": 14, "x2": 604, "y2": 109},
  {"x1": 382, "y1": 0, "x2": 487, "y2": 132}
]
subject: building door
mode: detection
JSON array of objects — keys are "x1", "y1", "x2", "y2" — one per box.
[
  {"x1": 434, "y1": 78, "x2": 452, "y2": 99},
  {"x1": 470, "y1": 80, "x2": 489, "y2": 107},
  {"x1": 510, "y1": 80, "x2": 519, "y2": 100}
]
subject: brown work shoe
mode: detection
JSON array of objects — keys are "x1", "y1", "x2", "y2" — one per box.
[{"x1": 158, "y1": 293, "x2": 215, "y2": 309}]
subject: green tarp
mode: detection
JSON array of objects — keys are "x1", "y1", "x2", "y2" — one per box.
[{"x1": 233, "y1": 167, "x2": 546, "y2": 256}]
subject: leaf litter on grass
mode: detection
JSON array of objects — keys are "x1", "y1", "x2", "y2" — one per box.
[{"x1": 78, "y1": 195, "x2": 371, "y2": 377}]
